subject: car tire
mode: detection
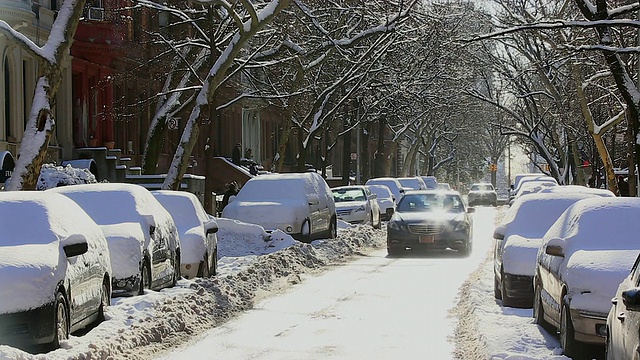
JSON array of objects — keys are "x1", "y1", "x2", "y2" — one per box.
[
  {"x1": 605, "y1": 329, "x2": 614, "y2": 360},
  {"x1": 52, "y1": 291, "x2": 69, "y2": 348},
  {"x1": 459, "y1": 241, "x2": 471, "y2": 256},
  {"x1": 301, "y1": 219, "x2": 311, "y2": 243},
  {"x1": 172, "y1": 253, "x2": 181, "y2": 286},
  {"x1": 329, "y1": 217, "x2": 337, "y2": 239},
  {"x1": 374, "y1": 214, "x2": 381, "y2": 229},
  {"x1": 560, "y1": 302, "x2": 579, "y2": 358},
  {"x1": 494, "y1": 275, "x2": 502, "y2": 300},
  {"x1": 139, "y1": 260, "x2": 151, "y2": 295},
  {"x1": 533, "y1": 283, "x2": 553, "y2": 332},
  {"x1": 98, "y1": 279, "x2": 109, "y2": 321},
  {"x1": 211, "y1": 247, "x2": 218, "y2": 276},
  {"x1": 387, "y1": 245, "x2": 404, "y2": 257},
  {"x1": 500, "y1": 270, "x2": 515, "y2": 307},
  {"x1": 198, "y1": 253, "x2": 210, "y2": 278}
]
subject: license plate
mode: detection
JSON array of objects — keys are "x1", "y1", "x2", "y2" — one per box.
[{"x1": 419, "y1": 235, "x2": 434, "y2": 243}]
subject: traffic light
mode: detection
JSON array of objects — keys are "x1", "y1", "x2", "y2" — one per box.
[{"x1": 489, "y1": 163, "x2": 498, "y2": 172}]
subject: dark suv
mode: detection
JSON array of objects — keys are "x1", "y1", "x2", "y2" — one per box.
[{"x1": 467, "y1": 183, "x2": 497, "y2": 206}]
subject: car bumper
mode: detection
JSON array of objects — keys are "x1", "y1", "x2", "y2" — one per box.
[
  {"x1": 112, "y1": 275, "x2": 141, "y2": 297},
  {"x1": 336, "y1": 211, "x2": 368, "y2": 224},
  {"x1": 570, "y1": 308, "x2": 607, "y2": 345},
  {"x1": 380, "y1": 208, "x2": 394, "y2": 221},
  {"x1": 468, "y1": 197, "x2": 497, "y2": 205},
  {"x1": 0, "y1": 303, "x2": 56, "y2": 346},
  {"x1": 502, "y1": 273, "x2": 534, "y2": 303},
  {"x1": 387, "y1": 227, "x2": 469, "y2": 251}
]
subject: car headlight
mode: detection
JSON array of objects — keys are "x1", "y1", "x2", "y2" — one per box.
[
  {"x1": 354, "y1": 205, "x2": 366, "y2": 213},
  {"x1": 388, "y1": 221, "x2": 401, "y2": 231}
]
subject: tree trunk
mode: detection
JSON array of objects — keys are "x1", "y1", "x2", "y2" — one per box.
[
  {"x1": 374, "y1": 118, "x2": 387, "y2": 177},
  {"x1": 362, "y1": 122, "x2": 371, "y2": 182},
  {"x1": 342, "y1": 124, "x2": 352, "y2": 185}
]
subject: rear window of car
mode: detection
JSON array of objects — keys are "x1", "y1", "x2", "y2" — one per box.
[
  {"x1": 471, "y1": 184, "x2": 494, "y2": 191},
  {"x1": 238, "y1": 178, "x2": 306, "y2": 201}
]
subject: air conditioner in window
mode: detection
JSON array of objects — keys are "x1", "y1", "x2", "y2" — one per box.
[{"x1": 87, "y1": 7, "x2": 104, "y2": 21}]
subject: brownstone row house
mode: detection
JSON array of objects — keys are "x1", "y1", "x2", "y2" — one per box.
[{"x1": 0, "y1": 0, "x2": 399, "y2": 210}]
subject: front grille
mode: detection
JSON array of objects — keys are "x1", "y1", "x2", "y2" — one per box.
[
  {"x1": 337, "y1": 209, "x2": 352, "y2": 216},
  {"x1": 408, "y1": 224, "x2": 444, "y2": 235}
]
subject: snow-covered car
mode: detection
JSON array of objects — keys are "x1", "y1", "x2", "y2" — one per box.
[
  {"x1": 331, "y1": 185, "x2": 380, "y2": 229},
  {"x1": 365, "y1": 177, "x2": 405, "y2": 205},
  {"x1": 508, "y1": 180, "x2": 558, "y2": 205},
  {"x1": 509, "y1": 175, "x2": 557, "y2": 203},
  {"x1": 606, "y1": 253, "x2": 640, "y2": 360},
  {"x1": 533, "y1": 197, "x2": 640, "y2": 358},
  {"x1": 397, "y1": 176, "x2": 427, "y2": 190},
  {"x1": 493, "y1": 190, "x2": 614, "y2": 307},
  {"x1": 49, "y1": 183, "x2": 181, "y2": 297},
  {"x1": 222, "y1": 172, "x2": 337, "y2": 242},
  {"x1": 387, "y1": 190, "x2": 474, "y2": 256},
  {"x1": 420, "y1": 176, "x2": 439, "y2": 190},
  {"x1": 152, "y1": 190, "x2": 219, "y2": 279},
  {"x1": 366, "y1": 184, "x2": 396, "y2": 221},
  {"x1": 467, "y1": 183, "x2": 497, "y2": 206},
  {"x1": 0, "y1": 192, "x2": 111, "y2": 349}
]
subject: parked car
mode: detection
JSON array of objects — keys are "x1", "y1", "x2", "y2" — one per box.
[
  {"x1": 509, "y1": 175, "x2": 558, "y2": 203},
  {"x1": 49, "y1": 183, "x2": 181, "y2": 297},
  {"x1": 534, "y1": 197, "x2": 640, "y2": 358},
  {"x1": 607, "y1": 253, "x2": 640, "y2": 360},
  {"x1": 437, "y1": 182, "x2": 452, "y2": 191},
  {"x1": 152, "y1": 190, "x2": 219, "y2": 279},
  {"x1": 397, "y1": 176, "x2": 427, "y2": 190},
  {"x1": 421, "y1": 176, "x2": 439, "y2": 190},
  {"x1": 508, "y1": 180, "x2": 558, "y2": 205},
  {"x1": 331, "y1": 185, "x2": 381, "y2": 228},
  {"x1": 387, "y1": 190, "x2": 474, "y2": 256},
  {"x1": 467, "y1": 183, "x2": 497, "y2": 206},
  {"x1": 366, "y1": 184, "x2": 396, "y2": 221},
  {"x1": 493, "y1": 190, "x2": 614, "y2": 307},
  {"x1": 365, "y1": 177, "x2": 406, "y2": 205},
  {"x1": 222, "y1": 172, "x2": 337, "y2": 242},
  {"x1": 0, "y1": 192, "x2": 111, "y2": 349}
]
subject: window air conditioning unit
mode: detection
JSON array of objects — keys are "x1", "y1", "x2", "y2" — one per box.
[{"x1": 87, "y1": 7, "x2": 104, "y2": 21}]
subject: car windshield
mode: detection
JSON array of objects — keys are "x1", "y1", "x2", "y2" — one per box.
[
  {"x1": 471, "y1": 184, "x2": 493, "y2": 191},
  {"x1": 397, "y1": 193, "x2": 463, "y2": 213},
  {"x1": 369, "y1": 186, "x2": 391, "y2": 199},
  {"x1": 398, "y1": 179, "x2": 420, "y2": 189},
  {"x1": 154, "y1": 194, "x2": 204, "y2": 230},
  {"x1": 237, "y1": 178, "x2": 306, "y2": 201},
  {"x1": 332, "y1": 188, "x2": 366, "y2": 202}
]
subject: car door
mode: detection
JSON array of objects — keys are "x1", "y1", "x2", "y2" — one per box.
[
  {"x1": 538, "y1": 246, "x2": 565, "y2": 326},
  {"x1": 64, "y1": 239, "x2": 99, "y2": 324},
  {"x1": 151, "y1": 224, "x2": 170, "y2": 288},
  {"x1": 611, "y1": 255, "x2": 640, "y2": 360}
]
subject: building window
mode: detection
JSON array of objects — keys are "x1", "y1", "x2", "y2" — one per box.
[{"x1": 4, "y1": 57, "x2": 12, "y2": 141}]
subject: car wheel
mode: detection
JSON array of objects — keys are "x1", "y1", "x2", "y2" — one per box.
[
  {"x1": 494, "y1": 275, "x2": 502, "y2": 300},
  {"x1": 374, "y1": 214, "x2": 381, "y2": 229},
  {"x1": 605, "y1": 328, "x2": 614, "y2": 360},
  {"x1": 301, "y1": 219, "x2": 311, "y2": 243},
  {"x1": 139, "y1": 260, "x2": 151, "y2": 295},
  {"x1": 533, "y1": 283, "x2": 553, "y2": 332},
  {"x1": 98, "y1": 280, "x2": 109, "y2": 321},
  {"x1": 198, "y1": 253, "x2": 211, "y2": 278},
  {"x1": 172, "y1": 253, "x2": 181, "y2": 286},
  {"x1": 211, "y1": 247, "x2": 218, "y2": 276},
  {"x1": 52, "y1": 291, "x2": 69, "y2": 348},
  {"x1": 560, "y1": 302, "x2": 579, "y2": 358},
  {"x1": 459, "y1": 241, "x2": 471, "y2": 256},
  {"x1": 387, "y1": 245, "x2": 404, "y2": 257},
  {"x1": 328, "y1": 217, "x2": 337, "y2": 239},
  {"x1": 500, "y1": 270, "x2": 515, "y2": 307}
]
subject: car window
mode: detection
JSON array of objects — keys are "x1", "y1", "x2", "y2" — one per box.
[
  {"x1": 397, "y1": 194, "x2": 462, "y2": 213},
  {"x1": 332, "y1": 188, "x2": 366, "y2": 202}
]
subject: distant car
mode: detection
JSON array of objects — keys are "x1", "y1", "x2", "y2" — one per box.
[
  {"x1": 222, "y1": 172, "x2": 337, "y2": 242},
  {"x1": 331, "y1": 186, "x2": 381, "y2": 229},
  {"x1": 534, "y1": 197, "x2": 640, "y2": 358},
  {"x1": 420, "y1": 176, "x2": 439, "y2": 190},
  {"x1": 366, "y1": 184, "x2": 396, "y2": 221},
  {"x1": 493, "y1": 190, "x2": 614, "y2": 307},
  {"x1": 509, "y1": 175, "x2": 557, "y2": 203},
  {"x1": 607, "y1": 253, "x2": 640, "y2": 360},
  {"x1": 387, "y1": 190, "x2": 474, "y2": 256},
  {"x1": 397, "y1": 176, "x2": 427, "y2": 190},
  {"x1": 365, "y1": 177, "x2": 406, "y2": 205},
  {"x1": 508, "y1": 180, "x2": 558, "y2": 205},
  {"x1": 152, "y1": 191, "x2": 219, "y2": 279},
  {"x1": 437, "y1": 183, "x2": 452, "y2": 191},
  {"x1": 467, "y1": 183, "x2": 497, "y2": 206},
  {"x1": 0, "y1": 192, "x2": 111, "y2": 349},
  {"x1": 49, "y1": 183, "x2": 181, "y2": 297}
]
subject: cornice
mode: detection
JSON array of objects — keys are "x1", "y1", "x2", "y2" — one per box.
[{"x1": 0, "y1": 2, "x2": 35, "y2": 28}]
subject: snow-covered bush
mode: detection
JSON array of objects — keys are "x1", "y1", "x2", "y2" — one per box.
[{"x1": 36, "y1": 163, "x2": 97, "y2": 190}]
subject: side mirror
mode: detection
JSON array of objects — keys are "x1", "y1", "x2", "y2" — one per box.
[
  {"x1": 545, "y1": 237, "x2": 565, "y2": 257},
  {"x1": 308, "y1": 194, "x2": 320, "y2": 205},
  {"x1": 205, "y1": 219, "x2": 219, "y2": 234},
  {"x1": 228, "y1": 195, "x2": 236, "y2": 204},
  {"x1": 623, "y1": 288, "x2": 640, "y2": 310},
  {"x1": 369, "y1": 193, "x2": 377, "y2": 200},
  {"x1": 493, "y1": 225, "x2": 506, "y2": 240},
  {"x1": 63, "y1": 242, "x2": 88, "y2": 258}
]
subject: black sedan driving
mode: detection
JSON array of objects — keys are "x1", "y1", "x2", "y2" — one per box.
[{"x1": 387, "y1": 190, "x2": 474, "y2": 256}]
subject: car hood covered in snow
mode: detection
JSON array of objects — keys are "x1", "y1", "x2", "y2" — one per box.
[
  {"x1": 564, "y1": 249, "x2": 640, "y2": 314},
  {"x1": 335, "y1": 201, "x2": 367, "y2": 210},
  {"x1": 223, "y1": 200, "x2": 308, "y2": 230},
  {"x1": 0, "y1": 243, "x2": 62, "y2": 313},
  {"x1": 502, "y1": 235, "x2": 542, "y2": 276},
  {"x1": 396, "y1": 211, "x2": 463, "y2": 223}
]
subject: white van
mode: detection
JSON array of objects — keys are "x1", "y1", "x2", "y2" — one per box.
[
  {"x1": 222, "y1": 172, "x2": 336, "y2": 242},
  {"x1": 365, "y1": 177, "x2": 406, "y2": 205}
]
